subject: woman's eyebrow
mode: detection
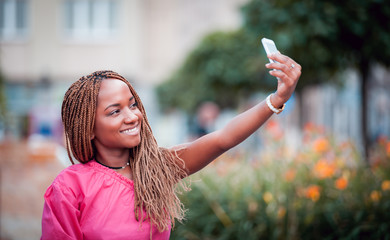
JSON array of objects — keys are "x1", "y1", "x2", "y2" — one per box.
[
  {"x1": 104, "y1": 97, "x2": 135, "y2": 111},
  {"x1": 104, "y1": 103, "x2": 120, "y2": 111}
]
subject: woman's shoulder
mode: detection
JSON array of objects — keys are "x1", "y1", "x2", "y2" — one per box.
[
  {"x1": 57, "y1": 160, "x2": 93, "y2": 176},
  {"x1": 50, "y1": 161, "x2": 95, "y2": 188},
  {"x1": 52, "y1": 160, "x2": 133, "y2": 189}
]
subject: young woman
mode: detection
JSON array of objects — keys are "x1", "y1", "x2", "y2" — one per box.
[{"x1": 41, "y1": 52, "x2": 301, "y2": 240}]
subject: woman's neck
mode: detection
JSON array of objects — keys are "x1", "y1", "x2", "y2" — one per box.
[
  {"x1": 95, "y1": 149, "x2": 133, "y2": 180},
  {"x1": 95, "y1": 148, "x2": 130, "y2": 169}
]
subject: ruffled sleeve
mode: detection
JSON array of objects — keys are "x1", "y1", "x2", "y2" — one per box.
[{"x1": 41, "y1": 181, "x2": 82, "y2": 240}]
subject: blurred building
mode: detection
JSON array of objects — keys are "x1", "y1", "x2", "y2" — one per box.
[
  {"x1": 0, "y1": 0, "x2": 247, "y2": 143},
  {"x1": 2, "y1": 0, "x2": 389, "y2": 149}
]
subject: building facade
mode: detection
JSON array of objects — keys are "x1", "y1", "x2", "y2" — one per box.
[{"x1": 0, "y1": 0, "x2": 246, "y2": 142}]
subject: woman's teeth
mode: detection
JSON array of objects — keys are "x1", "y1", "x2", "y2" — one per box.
[{"x1": 121, "y1": 127, "x2": 137, "y2": 134}]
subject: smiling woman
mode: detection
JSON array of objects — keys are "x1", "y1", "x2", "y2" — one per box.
[
  {"x1": 42, "y1": 70, "x2": 188, "y2": 239},
  {"x1": 41, "y1": 51, "x2": 301, "y2": 240}
]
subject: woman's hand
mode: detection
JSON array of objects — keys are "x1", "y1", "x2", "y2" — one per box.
[{"x1": 266, "y1": 53, "x2": 301, "y2": 107}]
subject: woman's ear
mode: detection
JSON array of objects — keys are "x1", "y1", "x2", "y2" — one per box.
[{"x1": 91, "y1": 131, "x2": 95, "y2": 140}]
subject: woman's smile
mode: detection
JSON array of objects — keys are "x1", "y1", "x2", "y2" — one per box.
[{"x1": 120, "y1": 125, "x2": 140, "y2": 135}]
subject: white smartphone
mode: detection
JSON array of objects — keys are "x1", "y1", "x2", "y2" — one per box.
[{"x1": 261, "y1": 38, "x2": 278, "y2": 63}]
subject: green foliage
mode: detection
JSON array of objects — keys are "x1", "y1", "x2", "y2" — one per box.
[
  {"x1": 156, "y1": 30, "x2": 273, "y2": 113},
  {"x1": 241, "y1": 0, "x2": 390, "y2": 84},
  {"x1": 242, "y1": 0, "x2": 343, "y2": 87},
  {"x1": 172, "y1": 123, "x2": 390, "y2": 239}
]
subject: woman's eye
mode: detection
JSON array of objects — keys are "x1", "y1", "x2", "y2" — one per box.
[
  {"x1": 109, "y1": 109, "x2": 120, "y2": 116},
  {"x1": 130, "y1": 102, "x2": 138, "y2": 109}
]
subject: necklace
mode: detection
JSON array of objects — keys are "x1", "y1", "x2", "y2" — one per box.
[{"x1": 95, "y1": 159, "x2": 130, "y2": 170}]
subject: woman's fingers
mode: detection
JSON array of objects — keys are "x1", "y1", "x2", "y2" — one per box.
[
  {"x1": 266, "y1": 54, "x2": 301, "y2": 81},
  {"x1": 266, "y1": 53, "x2": 302, "y2": 77},
  {"x1": 265, "y1": 53, "x2": 301, "y2": 103}
]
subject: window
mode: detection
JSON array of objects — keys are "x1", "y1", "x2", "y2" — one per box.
[
  {"x1": 63, "y1": 0, "x2": 118, "y2": 40},
  {"x1": 0, "y1": 0, "x2": 28, "y2": 40}
]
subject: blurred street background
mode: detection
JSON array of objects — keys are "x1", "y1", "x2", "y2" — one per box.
[{"x1": 1, "y1": 0, "x2": 390, "y2": 239}]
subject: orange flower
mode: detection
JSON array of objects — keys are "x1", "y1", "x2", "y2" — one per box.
[
  {"x1": 386, "y1": 142, "x2": 390, "y2": 157},
  {"x1": 370, "y1": 190, "x2": 381, "y2": 202},
  {"x1": 335, "y1": 177, "x2": 348, "y2": 190},
  {"x1": 277, "y1": 206, "x2": 286, "y2": 219},
  {"x1": 266, "y1": 119, "x2": 279, "y2": 130},
  {"x1": 304, "y1": 122, "x2": 316, "y2": 132},
  {"x1": 265, "y1": 119, "x2": 283, "y2": 140},
  {"x1": 263, "y1": 192, "x2": 273, "y2": 204},
  {"x1": 314, "y1": 159, "x2": 336, "y2": 179},
  {"x1": 284, "y1": 169, "x2": 296, "y2": 182},
  {"x1": 382, "y1": 180, "x2": 390, "y2": 191},
  {"x1": 305, "y1": 185, "x2": 321, "y2": 202},
  {"x1": 313, "y1": 137, "x2": 330, "y2": 153}
]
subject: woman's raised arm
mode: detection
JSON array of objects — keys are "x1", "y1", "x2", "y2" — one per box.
[{"x1": 173, "y1": 53, "x2": 301, "y2": 175}]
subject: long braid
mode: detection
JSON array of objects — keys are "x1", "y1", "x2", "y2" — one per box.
[
  {"x1": 62, "y1": 73, "x2": 101, "y2": 163},
  {"x1": 61, "y1": 70, "x2": 189, "y2": 233}
]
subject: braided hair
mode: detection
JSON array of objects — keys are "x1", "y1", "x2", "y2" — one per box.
[{"x1": 61, "y1": 70, "x2": 189, "y2": 232}]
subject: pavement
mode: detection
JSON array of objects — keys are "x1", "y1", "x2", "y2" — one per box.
[{"x1": 0, "y1": 139, "x2": 67, "y2": 240}]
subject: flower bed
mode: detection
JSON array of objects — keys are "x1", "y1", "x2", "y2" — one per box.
[{"x1": 172, "y1": 122, "x2": 390, "y2": 240}]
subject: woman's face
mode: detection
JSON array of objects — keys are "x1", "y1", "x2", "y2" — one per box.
[{"x1": 92, "y1": 79, "x2": 143, "y2": 152}]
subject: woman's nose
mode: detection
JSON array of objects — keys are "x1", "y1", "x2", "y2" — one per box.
[{"x1": 123, "y1": 109, "x2": 138, "y2": 124}]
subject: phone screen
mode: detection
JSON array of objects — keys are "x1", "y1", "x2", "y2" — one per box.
[
  {"x1": 261, "y1": 38, "x2": 278, "y2": 63},
  {"x1": 265, "y1": 42, "x2": 278, "y2": 54},
  {"x1": 261, "y1": 38, "x2": 281, "y2": 80}
]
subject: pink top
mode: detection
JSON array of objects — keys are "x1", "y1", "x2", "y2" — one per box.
[{"x1": 41, "y1": 160, "x2": 171, "y2": 240}]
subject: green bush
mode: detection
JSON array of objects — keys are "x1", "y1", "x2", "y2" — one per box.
[{"x1": 172, "y1": 122, "x2": 390, "y2": 240}]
